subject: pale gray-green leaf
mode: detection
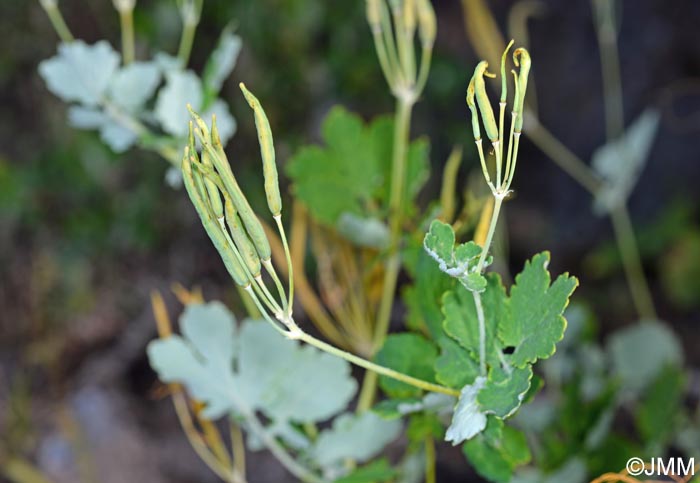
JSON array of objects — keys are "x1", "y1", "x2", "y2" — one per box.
[
  {"x1": 336, "y1": 212, "x2": 390, "y2": 249},
  {"x1": 39, "y1": 40, "x2": 120, "y2": 106},
  {"x1": 154, "y1": 70, "x2": 203, "y2": 136},
  {"x1": 203, "y1": 29, "x2": 242, "y2": 95},
  {"x1": 108, "y1": 61, "x2": 161, "y2": 112},
  {"x1": 67, "y1": 106, "x2": 138, "y2": 153},
  {"x1": 202, "y1": 98, "x2": 236, "y2": 146},
  {"x1": 445, "y1": 376, "x2": 487, "y2": 444}
]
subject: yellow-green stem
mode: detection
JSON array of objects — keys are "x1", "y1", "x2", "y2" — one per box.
[
  {"x1": 298, "y1": 332, "x2": 459, "y2": 397},
  {"x1": 177, "y1": 20, "x2": 197, "y2": 65},
  {"x1": 425, "y1": 437, "x2": 436, "y2": 483},
  {"x1": 42, "y1": 2, "x2": 74, "y2": 43},
  {"x1": 610, "y1": 204, "x2": 657, "y2": 320},
  {"x1": 119, "y1": 7, "x2": 135, "y2": 64},
  {"x1": 357, "y1": 96, "x2": 414, "y2": 411}
]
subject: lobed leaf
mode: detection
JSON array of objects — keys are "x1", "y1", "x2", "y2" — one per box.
[
  {"x1": 375, "y1": 333, "x2": 438, "y2": 398},
  {"x1": 463, "y1": 418, "x2": 531, "y2": 483}
]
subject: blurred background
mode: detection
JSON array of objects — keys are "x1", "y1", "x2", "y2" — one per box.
[{"x1": 0, "y1": 0, "x2": 699, "y2": 482}]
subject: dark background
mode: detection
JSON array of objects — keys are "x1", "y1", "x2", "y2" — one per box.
[{"x1": 1, "y1": 0, "x2": 699, "y2": 481}]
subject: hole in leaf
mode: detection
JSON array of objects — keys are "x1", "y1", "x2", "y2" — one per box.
[{"x1": 503, "y1": 346, "x2": 516, "y2": 355}]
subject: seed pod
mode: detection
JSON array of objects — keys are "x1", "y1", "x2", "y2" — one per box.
[
  {"x1": 224, "y1": 195, "x2": 261, "y2": 277},
  {"x1": 189, "y1": 107, "x2": 273, "y2": 261},
  {"x1": 466, "y1": 76, "x2": 481, "y2": 141},
  {"x1": 366, "y1": 0, "x2": 382, "y2": 33},
  {"x1": 415, "y1": 0, "x2": 436, "y2": 48},
  {"x1": 239, "y1": 83, "x2": 282, "y2": 217},
  {"x1": 513, "y1": 48, "x2": 531, "y2": 131},
  {"x1": 181, "y1": 146, "x2": 248, "y2": 287},
  {"x1": 473, "y1": 61, "x2": 499, "y2": 142},
  {"x1": 500, "y1": 40, "x2": 514, "y2": 103},
  {"x1": 403, "y1": 0, "x2": 417, "y2": 37},
  {"x1": 188, "y1": 121, "x2": 224, "y2": 220}
]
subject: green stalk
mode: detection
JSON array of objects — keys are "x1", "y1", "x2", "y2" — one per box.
[
  {"x1": 177, "y1": 20, "x2": 197, "y2": 65},
  {"x1": 297, "y1": 332, "x2": 459, "y2": 397},
  {"x1": 119, "y1": 6, "x2": 135, "y2": 65},
  {"x1": 425, "y1": 437, "x2": 436, "y2": 483},
  {"x1": 41, "y1": 1, "x2": 74, "y2": 43},
  {"x1": 357, "y1": 96, "x2": 414, "y2": 411},
  {"x1": 475, "y1": 195, "x2": 504, "y2": 273},
  {"x1": 610, "y1": 205, "x2": 657, "y2": 320}
]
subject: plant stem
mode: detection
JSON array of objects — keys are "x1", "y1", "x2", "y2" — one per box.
[
  {"x1": 298, "y1": 332, "x2": 459, "y2": 397},
  {"x1": 425, "y1": 437, "x2": 436, "y2": 483},
  {"x1": 592, "y1": 0, "x2": 624, "y2": 140},
  {"x1": 472, "y1": 290, "x2": 487, "y2": 376},
  {"x1": 177, "y1": 20, "x2": 197, "y2": 66},
  {"x1": 610, "y1": 204, "x2": 657, "y2": 320},
  {"x1": 41, "y1": 1, "x2": 74, "y2": 43},
  {"x1": 119, "y1": 7, "x2": 135, "y2": 65},
  {"x1": 358, "y1": 96, "x2": 414, "y2": 411},
  {"x1": 475, "y1": 195, "x2": 504, "y2": 273},
  {"x1": 230, "y1": 422, "x2": 246, "y2": 480}
]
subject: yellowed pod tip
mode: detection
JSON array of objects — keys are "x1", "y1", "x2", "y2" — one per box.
[
  {"x1": 415, "y1": 0, "x2": 436, "y2": 47},
  {"x1": 239, "y1": 82, "x2": 282, "y2": 217},
  {"x1": 187, "y1": 104, "x2": 211, "y2": 140},
  {"x1": 403, "y1": 0, "x2": 417, "y2": 34},
  {"x1": 473, "y1": 61, "x2": 498, "y2": 142},
  {"x1": 366, "y1": 0, "x2": 382, "y2": 29},
  {"x1": 466, "y1": 76, "x2": 481, "y2": 140},
  {"x1": 513, "y1": 47, "x2": 531, "y2": 131},
  {"x1": 182, "y1": 148, "x2": 248, "y2": 287},
  {"x1": 224, "y1": 196, "x2": 261, "y2": 277},
  {"x1": 201, "y1": 149, "x2": 224, "y2": 219}
]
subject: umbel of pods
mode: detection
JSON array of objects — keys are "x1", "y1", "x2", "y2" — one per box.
[
  {"x1": 182, "y1": 84, "x2": 460, "y2": 397},
  {"x1": 467, "y1": 41, "x2": 531, "y2": 273}
]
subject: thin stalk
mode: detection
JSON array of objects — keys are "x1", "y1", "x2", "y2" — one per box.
[
  {"x1": 242, "y1": 409, "x2": 324, "y2": 483},
  {"x1": 610, "y1": 205, "x2": 657, "y2": 320},
  {"x1": 235, "y1": 283, "x2": 261, "y2": 318},
  {"x1": 472, "y1": 290, "x2": 487, "y2": 376},
  {"x1": 358, "y1": 97, "x2": 414, "y2": 410},
  {"x1": 230, "y1": 422, "x2": 247, "y2": 481},
  {"x1": 297, "y1": 332, "x2": 460, "y2": 397},
  {"x1": 263, "y1": 259, "x2": 289, "y2": 312},
  {"x1": 425, "y1": 437, "x2": 436, "y2": 483},
  {"x1": 476, "y1": 195, "x2": 504, "y2": 273},
  {"x1": 118, "y1": 7, "x2": 135, "y2": 65},
  {"x1": 592, "y1": 0, "x2": 624, "y2": 140},
  {"x1": 177, "y1": 20, "x2": 197, "y2": 65},
  {"x1": 41, "y1": 1, "x2": 74, "y2": 43},
  {"x1": 275, "y1": 214, "x2": 295, "y2": 316}
]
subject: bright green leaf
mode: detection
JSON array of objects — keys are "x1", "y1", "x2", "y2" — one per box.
[
  {"x1": 499, "y1": 252, "x2": 578, "y2": 367},
  {"x1": 375, "y1": 333, "x2": 438, "y2": 398},
  {"x1": 463, "y1": 418, "x2": 531, "y2": 483},
  {"x1": 334, "y1": 459, "x2": 398, "y2": 483},
  {"x1": 477, "y1": 366, "x2": 532, "y2": 418},
  {"x1": 434, "y1": 336, "x2": 479, "y2": 389}
]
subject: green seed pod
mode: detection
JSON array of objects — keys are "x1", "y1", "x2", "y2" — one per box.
[
  {"x1": 473, "y1": 61, "x2": 499, "y2": 142},
  {"x1": 403, "y1": 0, "x2": 416, "y2": 37},
  {"x1": 196, "y1": 125, "x2": 224, "y2": 220},
  {"x1": 181, "y1": 146, "x2": 248, "y2": 287},
  {"x1": 189, "y1": 106, "x2": 273, "y2": 261},
  {"x1": 224, "y1": 195, "x2": 261, "y2": 277},
  {"x1": 415, "y1": 0, "x2": 436, "y2": 48},
  {"x1": 500, "y1": 40, "x2": 514, "y2": 103},
  {"x1": 239, "y1": 83, "x2": 282, "y2": 217},
  {"x1": 366, "y1": 0, "x2": 382, "y2": 33},
  {"x1": 513, "y1": 48, "x2": 531, "y2": 131},
  {"x1": 466, "y1": 76, "x2": 481, "y2": 141}
]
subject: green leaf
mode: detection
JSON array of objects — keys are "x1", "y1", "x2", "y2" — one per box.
[
  {"x1": 202, "y1": 28, "x2": 242, "y2": 99},
  {"x1": 375, "y1": 333, "x2": 438, "y2": 398},
  {"x1": 286, "y1": 107, "x2": 428, "y2": 226},
  {"x1": 499, "y1": 252, "x2": 578, "y2": 367},
  {"x1": 607, "y1": 320, "x2": 683, "y2": 392},
  {"x1": 423, "y1": 220, "x2": 484, "y2": 281},
  {"x1": 311, "y1": 412, "x2": 402, "y2": 471},
  {"x1": 154, "y1": 70, "x2": 204, "y2": 136},
  {"x1": 442, "y1": 273, "x2": 507, "y2": 367},
  {"x1": 39, "y1": 40, "x2": 120, "y2": 106},
  {"x1": 463, "y1": 418, "x2": 531, "y2": 483},
  {"x1": 334, "y1": 459, "x2": 398, "y2": 483},
  {"x1": 635, "y1": 365, "x2": 685, "y2": 448},
  {"x1": 434, "y1": 336, "x2": 480, "y2": 389},
  {"x1": 147, "y1": 302, "x2": 357, "y2": 424},
  {"x1": 477, "y1": 366, "x2": 532, "y2": 419},
  {"x1": 108, "y1": 61, "x2": 161, "y2": 112},
  {"x1": 373, "y1": 393, "x2": 455, "y2": 420},
  {"x1": 407, "y1": 412, "x2": 444, "y2": 442},
  {"x1": 592, "y1": 109, "x2": 660, "y2": 214}
]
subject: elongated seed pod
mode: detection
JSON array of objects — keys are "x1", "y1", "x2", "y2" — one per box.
[
  {"x1": 466, "y1": 76, "x2": 482, "y2": 141},
  {"x1": 500, "y1": 40, "x2": 514, "y2": 103},
  {"x1": 239, "y1": 83, "x2": 282, "y2": 217},
  {"x1": 415, "y1": 0, "x2": 436, "y2": 48},
  {"x1": 366, "y1": 0, "x2": 382, "y2": 32},
  {"x1": 513, "y1": 48, "x2": 531, "y2": 131},
  {"x1": 182, "y1": 147, "x2": 248, "y2": 287},
  {"x1": 224, "y1": 195, "x2": 261, "y2": 277},
  {"x1": 403, "y1": 0, "x2": 417, "y2": 36},
  {"x1": 473, "y1": 61, "x2": 499, "y2": 142},
  {"x1": 189, "y1": 108, "x2": 272, "y2": 261},
  {"x1": 191, "y1": 122, "x2": 224, "y2": 220}
]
